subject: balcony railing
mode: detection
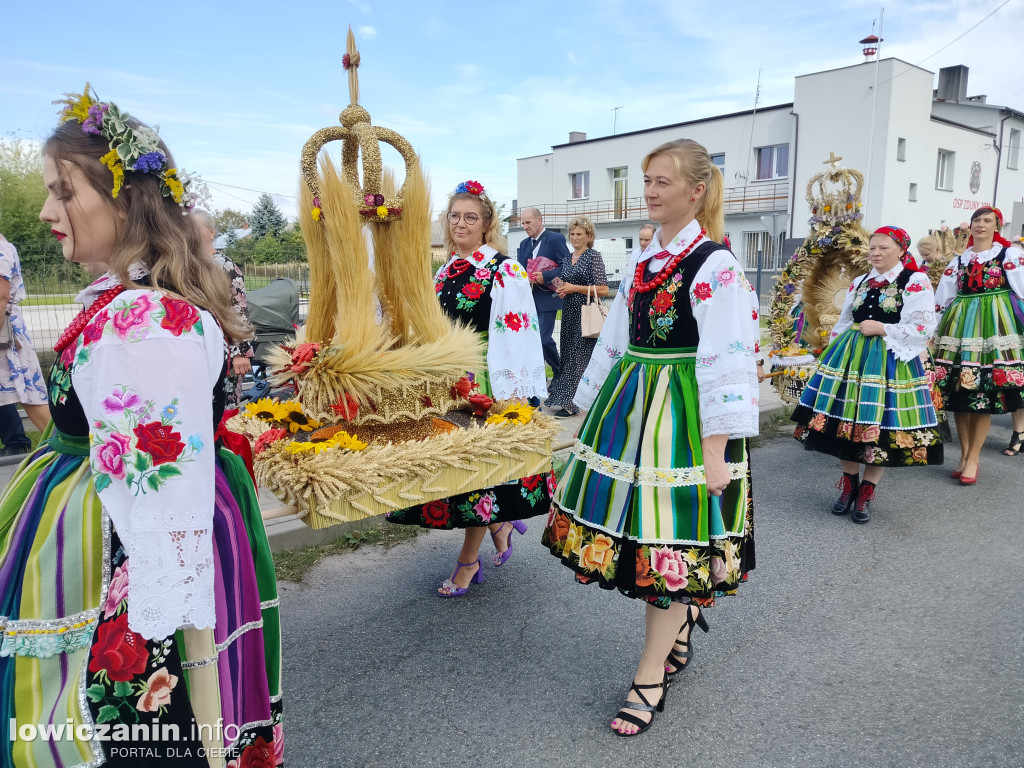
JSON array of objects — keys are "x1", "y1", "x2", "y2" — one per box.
[{"x1": 512, "y1": 181, "x2": 789, "y2": 227}]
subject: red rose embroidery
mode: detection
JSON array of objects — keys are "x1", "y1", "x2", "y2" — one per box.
[
  {"x1": 133, "y1": 421, "x2": 186, "y2": 465},
  {"x1": 651, "y1": 291, "x2": 673, "y2": 313},
  {"x1": 943, "y1": 267, "x2": 954, "y2": 276},
  {"x1": 752, "y1": 309, "x2": 758, "y2": 320},
  {"x1": 461, "y1": 282, "x2": 484, "y2": 300},
  {"x1": 237, "y1": 737, "x2": 276, "y2": 768},
  {"x1": 905, "y1": 282, "x2": 923, "y2": 293},
  {"x1": 421, "y1": 501, "x2": 451, "y2": 528},
  {"x1": 504, "y1": 312, "x2": 523, "y2": 331},
  {"x1": 992, "y1": 368, "x2": 1008, "y2": 386},
  {"x1": 88, "y1": 613, "x2": 149, "y2": 682},
  {"x1": 693, "y1": 282, "x2": 713, "y2": 301},
  {"x1": 522, "y1": 474, "x2": 542, "y2": 491},
  {"x1": 159, "y1": 297, "x2": 200, "y2": 336},
  {"x1": 82, "y1": 310, "x2": 110, "y2": 346}
]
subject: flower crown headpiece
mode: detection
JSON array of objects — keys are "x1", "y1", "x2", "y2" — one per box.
[
  {"x1": 54, "y1": 84, "x2": 209, "y2": 210},
  {"x1": 454, "y1": 180, "x2": 484, "y2": 196}
]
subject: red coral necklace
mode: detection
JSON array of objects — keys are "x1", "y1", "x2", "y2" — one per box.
[
  {"x1": 631, "y1": 228, "x2": 706, "y2": 295},
  {"x1": 53, "y1": 286, "x2": 126, "y2": 353}
]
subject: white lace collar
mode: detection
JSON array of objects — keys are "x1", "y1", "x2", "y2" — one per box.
[
  {"x1": 76, "y1": 262, "x2": 150, "y2": 306},
  {"x1": 866, "y1": 263, "x2": 905, "y2": 282},
  {"x1": 639, "y1": 220, "x2": 707, "y2": 263}
]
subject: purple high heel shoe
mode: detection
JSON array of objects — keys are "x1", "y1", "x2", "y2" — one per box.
[
  {"x1": 491, "y1": 520, "x2": 527, "y2": 567},
  {"x1": 437, "y1": 557, "x2": 483, "y2": 597}
]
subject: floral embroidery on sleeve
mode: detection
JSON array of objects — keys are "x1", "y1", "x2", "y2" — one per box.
[
  {"x1": 493, "y1": 310, "x2": 538, "y2": 333},
  {"x1": 159, "y1": 296, "x2": 202, "y2": 336},
  {"x1": 91, "y1": 385, "x2": 204, "y2": 495}
]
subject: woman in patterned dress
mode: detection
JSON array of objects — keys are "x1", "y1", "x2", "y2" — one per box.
[
  {"x1": 0, "y1": 90, "x2": 282, "y2": 766},
  {"x1": 0, "y1": 234, "x2": 51, "y2": 432},
  {"x1": 193, "y1": 209, "x2": 256, "y2": 407},
  {"x1": 933, "y1": 206, "x2": 1024, "y2": 482},
  {"x1": 545, "y1": 215, "x2": 608, "y2": 417},
  {"x1": 542, "y1": 140, "x2": 760, "y2": 736},
  {"x1": 386, "y1": 181, "x2": 552, "y2": 596},
  {"x1": 792, "y1": 226, "x2": 945, "y2": 523}
]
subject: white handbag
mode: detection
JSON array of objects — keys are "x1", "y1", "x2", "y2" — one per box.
[{"x1": 580, "y1": 284, "x2": 607, "y2": 339}]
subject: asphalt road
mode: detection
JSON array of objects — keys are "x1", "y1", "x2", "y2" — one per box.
[{"x1": 278, "y1": 414, "x2": 1024, "y2": 768}]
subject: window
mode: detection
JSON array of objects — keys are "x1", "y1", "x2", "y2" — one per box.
[
  {"x1": 909, "y1": 183, "x2": 918, "y2": 202},
  {"x1": 1009, "y1": 128, "x2": 1021, "y2": 170},
  {"x1": 897, "y1": 138, "x2": 907, "y2": 162},
  {"x1": 611, "y1": 167, "x2": 628, "y2": 218},
  {"x1": 570, "y1": 171, "x2": 589, "y2": 199},
  {"x1": 935, "y1": 149, "x2": 955, "y2": 191},
  {"x1": 625, "y1": 237, "x2": 634, "y2": 249},
  {"x1": 755, "y1": 144, "x2": 789, "y2": 180},
  {"x1": 711, "y1": 153, "x2": 725, "y2": 176}
]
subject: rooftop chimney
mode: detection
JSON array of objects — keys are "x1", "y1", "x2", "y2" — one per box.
[
  {"x1": 936, "y1": 65, "x2": 969, "y2": 103},
  {"x1": 568, "y1": 131, "x2": 587, "y2": 144}
]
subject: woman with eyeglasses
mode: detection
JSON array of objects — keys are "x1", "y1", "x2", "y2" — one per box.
[{"x1": 386, "y1": 181, "x2": 552, "y2": 596}]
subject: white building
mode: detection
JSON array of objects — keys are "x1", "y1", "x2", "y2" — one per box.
[{"x1": 513, "y1": 59, "x2": 1024, "y2": 283}]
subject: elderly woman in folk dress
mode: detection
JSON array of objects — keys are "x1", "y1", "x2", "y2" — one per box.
[
  {"x1": 386, "y1": 181, "x2": 553, "y2": 596},
  {"x1": 792, "y1": 226, "x2": 945, "y2": 523},
  {"x1": 543, "y1": 139, "x2": 760, "y2": 736}
]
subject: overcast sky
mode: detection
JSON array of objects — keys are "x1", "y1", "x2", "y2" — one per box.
[{"x1": 3, "y1": 0, "x2": 1021, "y2": 220}]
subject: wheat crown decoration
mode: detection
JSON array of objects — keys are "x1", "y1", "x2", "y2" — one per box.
[{"x1": 301, "y1": 27, "x2": 417, "y2": 223}]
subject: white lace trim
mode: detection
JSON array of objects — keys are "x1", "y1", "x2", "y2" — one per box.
[
  {"x1": 178, "y1": 617, "x2": 265, "y2": 670},
  {"x1": 128, "y1": 528, "x2": 215, "y2": 640},
  {"x1": 573, "y1": 441, "x2": 746, "y2": 487},
  {"x1": 936, "y1": 333, "x2": 1024, "y2": 353},
  {"x1": 702, "y1": 412, "x2": 760, "y2": 439},
  {"x1": 573, "y1": 441, "x2": 636, "y2": 482},
  {"x1": 490, "y1": 364, "x2": 548, "y2": 400}
]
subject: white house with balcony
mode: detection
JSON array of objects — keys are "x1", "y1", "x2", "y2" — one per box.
[{"x1": 513, "y1": 59, "x2": 1024, "y2": 289}]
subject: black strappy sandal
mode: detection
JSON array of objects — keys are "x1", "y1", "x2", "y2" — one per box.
[
  {"x1": 611, "y1": 677, "x2": 668, "y2": 737},
  {"x1": 665, "y1": 607, "x2": 709, "y2": 683},
  {"x1": 1003, "y1": 431, "x2": 1024, "y2": 457}
]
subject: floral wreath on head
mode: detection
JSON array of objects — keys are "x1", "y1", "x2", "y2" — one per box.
[
  {"x1": 54, "y1": 84, "x2": 210, "y2": 210},
  {"x1": 454, "y1": 180, "x2": 484, "y2": 196}
]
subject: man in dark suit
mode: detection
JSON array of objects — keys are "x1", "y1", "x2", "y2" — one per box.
[{"x1": 517, "y1": 208, "x2": 568, "y2": 386}]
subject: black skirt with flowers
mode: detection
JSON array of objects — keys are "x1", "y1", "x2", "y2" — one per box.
[{"x1": 385, "y1": 471, "x2": 555, "y2": 529}]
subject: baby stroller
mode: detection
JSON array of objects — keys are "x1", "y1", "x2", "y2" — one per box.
[{"x1": 242, "y1": 278, "x2": 301, "y2": 403}]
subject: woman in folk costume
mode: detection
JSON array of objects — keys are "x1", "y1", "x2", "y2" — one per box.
[
  {"x1": 385, "y1": 181, "x2": 552, "y2": 596},
  {"x1": 933, "y1": 206, "x2": 1024, "y2": 480},
  {"x1": 0, "y1": 88, "x2": 282, "y2": 767},
  {"x1": 792, "y1": 226, "x2": 944, "y2": 522},
  {"x1": 542, "y1": 139, "x2": 760, "y2": 736}
]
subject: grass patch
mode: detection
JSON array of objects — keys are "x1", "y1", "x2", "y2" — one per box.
[
  {"x1": 749, "y1": 407, "x2": 794, "y2": 450},
  {"x1": 274, "y1": 521, "x2": 423, "y2": 582},
  {"x1": 21, "y1": 295, "x2": 77, "y2": 307}
]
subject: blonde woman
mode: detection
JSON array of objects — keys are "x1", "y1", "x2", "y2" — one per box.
[
  {"x1": 545, "y1": 215, "x2": 608, "y2": 417},
  {"x1": 542, "y1": 140, "x2": 759, "y2": 735}
]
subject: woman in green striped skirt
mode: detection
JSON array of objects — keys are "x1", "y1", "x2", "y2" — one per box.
[
  {"x1": 793, "y1": 226, "x2": 944, "y2": 523},
  {"x1": 932, "y1": 207, "x2": 1024, "y2": 484},
  {"x1": 1, "y1": 88, "x2": 282, "y2": 767},
  {"x1": 542, "y1": 140, "x2": 760, "y2": 736}
]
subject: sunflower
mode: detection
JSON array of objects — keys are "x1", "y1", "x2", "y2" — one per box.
[
  {"x1": 245, "y1": 398, "x2": 286, "y2": 422},
  {"x1": 283, "y1": 430, "x2": 367, "y2": 455},
  {"x1": 277, "y1": 401, "x2": 321, "y2": 433},
  {"x1": 485, "y1": 404, "x2": 534, "y2": 426}
]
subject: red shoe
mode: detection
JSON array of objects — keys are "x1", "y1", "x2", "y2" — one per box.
[
  {"x1": 951, "y1": 468, "x2": 963, "y2": 479},
  {"x1": 959, "y1": 466, "x2": 979, "y2": 485}
]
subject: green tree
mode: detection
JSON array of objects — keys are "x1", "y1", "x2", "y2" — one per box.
[
  {"x1": 249, "y1": 194, "x2": 287, "y2": 240},
  {"x1": 214, "y1": 208, "x2": 249, "y2": 234},
  {"x1": 0, "y1": 136, "x2": 49, "y2": 254}
]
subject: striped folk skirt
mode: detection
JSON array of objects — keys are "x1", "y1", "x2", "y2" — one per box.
[
  {"x1": 933, "y1": 289, "x2": 1024, "y2": 413},
  {"x1": 792, "y1": 327, "x2": 944, "y2": 466},
  {"x1": 542, "y1": 346, "x2": 752, "y2": 609},
  {"x1": 0, "y1": 436, "x2": 282, "y2": 767}
]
